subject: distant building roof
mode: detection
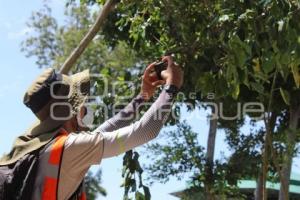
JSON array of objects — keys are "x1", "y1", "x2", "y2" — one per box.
[
  {"x1": 237, "y1": 173, "x2": 300, "y2": 195},
  {"x1": 170, "y1": 173, "x2": 300, "y2": 199}
]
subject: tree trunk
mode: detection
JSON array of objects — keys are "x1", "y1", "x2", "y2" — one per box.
[
  {"x1": 60, "y1": 0, "x2": 118, "y2": 74},
  {"x1": 279, "y1": 102, "x2": 300, "y2": 200},
  {"x1": 255, "y1": 112, "x2": 277, "y2": 200},
  {"x1": 255, "y1": 71, "x2": 279, "y2": 200},
  {"x1": 255, "y1": 176, "x2": 263, "y2": 200},
  {"x1": 205, "y1": 105, "x2": 218, "y2": 200}
]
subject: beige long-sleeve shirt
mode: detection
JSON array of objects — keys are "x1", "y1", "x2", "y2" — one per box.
[{"x1": 55, "y1": 91, "x2": 174, "y2": 199}]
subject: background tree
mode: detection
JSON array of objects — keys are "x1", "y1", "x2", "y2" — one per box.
[
  {"x1": 94, "y1": 0, "x2": 300, "y2": 199},
  {"x1": 22, "y1": 0, "x2": 300, "y2": 199},
  {"x1": 85, "y1": 169, "x2": 107, "y2": 199}
]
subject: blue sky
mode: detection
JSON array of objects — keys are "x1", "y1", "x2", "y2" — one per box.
[{"x1": 0, "y1": 0, "x2": 299, "y2": 200}]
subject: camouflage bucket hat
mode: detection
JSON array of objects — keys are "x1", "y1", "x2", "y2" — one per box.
[{"x1": 23, "y1": 68, "x2": 90, "y2": 136}]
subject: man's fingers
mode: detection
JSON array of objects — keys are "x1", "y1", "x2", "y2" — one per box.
[
  {"x1": 144, "y1": 62, "x2": 157, "y2": 75},
  {"x1": 151, "y1": 80, "x2": 166, "y2": 87},
  {"x1": 149, "y1": 71, "x2": 156, "y2": 77},
  {"x1": 149, "y1": 72, "x2": 159, "y2": 79},
  {"x1": 160, "y1": 70, "x2": 168, "y2": 80},
  {"x1": 162, "y1": 56, "x2": 173, "y2": 68}
]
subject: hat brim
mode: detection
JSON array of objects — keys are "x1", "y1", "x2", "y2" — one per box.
[{"x1": 25, "y1": 70, "x2": 90, "y2": 136}]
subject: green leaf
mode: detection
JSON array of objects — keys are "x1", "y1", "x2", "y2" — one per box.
[
  {"x1": 219, "y1": 14, "x2": 230, "y2": 22},
  {"x1": 291, "y1": 61, "x2": 300, "y2": 88},
  {"x1": 238, "y1": 9, "x2": 255, "y2": 20},
  {"x1": 252, "y1": 58, "x2": 261, "y2": 73},
  {"x1": 250, "y1": 82, "x2": 264, "y2": 94},
  {"x1": 277, "y1": 62, "x2": 290, "y2": 81},
  {"x1": 196, "y1": 73, "x2": 215, "y2": 94},
  {"x1": 261, "y1": 55, "x2": 275, "y2": 74},
  {"x1": 241, "y1": 68, "x2": 250, "y2": 87},
  {"x1": 232, "y1": 84, "x2": 240, "y2": 99},
  {"x1": 279, "y1": 88, "x2": 290, "y2": 105},
  {"x1": 100, "y1": 68, "x2": 109, "y2": 76},
  {"x1": 277, "y1": 20, "x2": 284, "y2": 32},
  {"x1": 135, "y1": 191, "x2": 145, "y2": 200},
  {"x1": 229, "y1": 35, "x2": 251, "y2": 68},
  {"x1": 117, "y1": 76, "x2": 125, "y2": 81}
]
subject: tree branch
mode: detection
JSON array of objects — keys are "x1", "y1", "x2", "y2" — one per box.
[{"x1": 60, "y1": 0, "x2": 119, "y2": 74}]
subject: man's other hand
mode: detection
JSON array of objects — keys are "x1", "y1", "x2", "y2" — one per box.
[
  {"x1": 161, "y1": 56, "x2": 184, "y2": 89},
  {"x1": 140, "y1": 62, "x2": 166, "y2": 101}
]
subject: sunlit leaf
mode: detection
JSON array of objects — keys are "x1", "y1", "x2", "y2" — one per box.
[{"x1": 279, "y1": 88, "x2": 290, "y2": 105}]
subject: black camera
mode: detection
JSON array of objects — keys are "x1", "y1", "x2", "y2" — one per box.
[{"x1": 153, "y1": 61, "x2": 168, "y2": 80}]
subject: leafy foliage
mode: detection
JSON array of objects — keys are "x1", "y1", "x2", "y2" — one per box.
[
  {"x1": 22, "y1": 0, "x2": 300, "y2": 199},
  {"x1": 146, "y1": 122, "x2": 205, "y2": 183},
  {"x1": 122, "y1": 151, "x2": 151, "y2": 200},
  {"x1": 93, "y1": 0, "x2": 300, "y2": 198},
  {"x1": 146, "y1": 121, "x2": 246, "y2": 198},
  {"x1": 85, "y1": 169, "x2": 107, "y2": 199}
]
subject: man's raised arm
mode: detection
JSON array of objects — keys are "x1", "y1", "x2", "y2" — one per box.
[
  {"x1": 96, "y1": 56, "x2": 184, "y2": 158},
  {"x1": 96, "y1": 58, "x2": 170, "y2": 132}
]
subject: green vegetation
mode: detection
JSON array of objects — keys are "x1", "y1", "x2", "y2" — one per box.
[{"x1": 22, "y1": 0, "x2": 300, "y2": 199}]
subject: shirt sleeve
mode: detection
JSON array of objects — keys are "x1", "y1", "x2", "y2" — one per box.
[
  {"x1": 95, "y1": 94, "x2": 145, "y2": 132},
  {"x1": 61, "y1": 90, "x2": 174, "y2": 173},
  {"x1": 62, "y1": 132, "x2": 104, "y2": 173},
  {"x1": 98, "y1": 90, "x2": 174, "y2": 158}
]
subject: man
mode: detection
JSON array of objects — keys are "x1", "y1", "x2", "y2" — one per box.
[{"x1": 0, "y1": 56, "x2": 183, "y2": 199}]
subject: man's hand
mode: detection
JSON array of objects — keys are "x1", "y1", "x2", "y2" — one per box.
[
  {"x1": 161, "y1": 56, "x2": 184, "y2": 89},
  {"x1": 140, "y1": 56, "x2": 183, "y2": 100},
  {"x1": 140, "y1": 62, "x2": 166, "y2": 101}
]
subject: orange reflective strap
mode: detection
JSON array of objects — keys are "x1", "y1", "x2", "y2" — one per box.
[
  {"x1": 49, "y1": 132, "x2": 68, "y2": 165},
  {"x1": 42, "y1": 129, "x2": 68, "y2": 200},
  {"x1": 41, "y1": 177, "x2": 57, "y2": 200},
  {"x1": 80, "y1": 192, "x2": 87, "y2": 200}
]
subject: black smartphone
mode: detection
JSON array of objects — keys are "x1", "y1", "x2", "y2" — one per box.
[{"x1": 154, "y1": 61, "x2": 168, "y2": 80}]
